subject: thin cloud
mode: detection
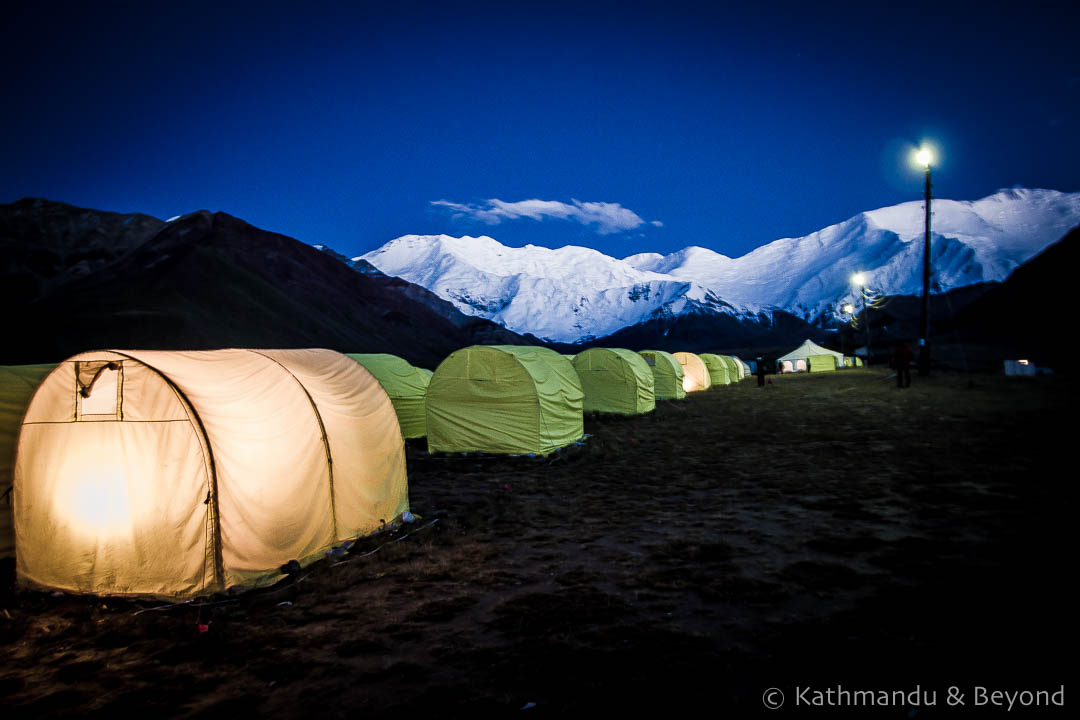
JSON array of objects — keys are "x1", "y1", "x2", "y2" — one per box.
[{"x1": 431, "y1": 197, "x2": 657, "y2": 235}]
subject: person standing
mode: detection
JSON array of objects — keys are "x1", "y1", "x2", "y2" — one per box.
[
  {"x1": 756, "y1": 355, "x2": 766, "y2": 387},
  {"x1": 893, "y1": 342, "x2": 913, "y2": 388}
]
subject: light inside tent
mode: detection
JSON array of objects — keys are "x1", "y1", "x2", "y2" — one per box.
[
  {"x1": 1018, "y1": 359, "x2": 1030, "y2": 365},
  {"x1": 675, "y1": 354, "x2": 708, "y2": 392},
  {"x1": 59, "y1": 464, "x2": 133, "y2": 537}
]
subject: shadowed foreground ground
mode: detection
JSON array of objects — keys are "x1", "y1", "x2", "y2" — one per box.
[{"x1": 1, "y1": 369, "x2": 1073, "y2": 716}]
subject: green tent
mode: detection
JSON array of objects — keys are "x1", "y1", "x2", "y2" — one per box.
[
  {"x1": 717, "y1": 355, "x2": 741, "y2": 382},
  {"x1": 699, "y1": 354, "x2": 731, "y2": 386},
  {"x1": 1, "y1": 364, "x2": 57, "y2": 558},
  {"x1": 573, "y1": 348, "x2": 655, "y2": 415},
  {"x1": 638, "y1": 350, "x2": 686, "y2": 400},
  {"x1": 426, "y1": 346, "x2": 583, "y2": 455},
  {"x1": 809, "y1": 354, "x2": 838, "y2": 373},
  {"x1": 347, "y1": 354, "x2": 431, "y2": 439},
  {"x1": 730, "y1": 356, "x2": 750, "y2": 380}
]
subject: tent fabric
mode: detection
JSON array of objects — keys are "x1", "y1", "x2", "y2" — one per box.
[
  {"x1": 673, "y1": 352, "x2": 712, "y2": 392},
  {"x1": 638, "y1": 350, "x2": 686, "y2": 400},
  {"x1": 347, "y1": 353, "x2": 431, "y2": 439},
  {"x1": 426, "y1": 345, "x2": 583, "y2": 455},
  {"x1": 730, "y1": 356, "x2": 750, "y2": 380},
  {"x1": 778, "y1": 339, "x2": 844, "y2": 366},
  {"x1": 717, "y1": 355, "x2": 741, "y2": 382},
  {"x1": 14, "y1": 349, "x2": 408, "y2": 599},
  {"x1": 572, "y1": 348, "x2": 655, "y2": 415},
  {"x1": 809, "y1": 354, "x2": 838, "y2": 372},
  {"x1": 699, "y1": 354, "x2": 731, "y2": 386},
  {"x1": 1, "y1": 364, "x2": 57, "y2": 559}
]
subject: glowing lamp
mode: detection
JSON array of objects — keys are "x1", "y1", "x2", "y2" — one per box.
[
  {"x1": 916, "y1": 148, "x2": 932, "y2": 167},
  {"x1": 842, "y1": 303, "x2": 855, "y2": 314},
  {"x1": 852, "y1": 272, "x2": 866, "y2": 287}
]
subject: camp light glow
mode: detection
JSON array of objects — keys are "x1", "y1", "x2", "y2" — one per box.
[{"x1": 63, "y1": 466, "x2": 133, "y2": 537}]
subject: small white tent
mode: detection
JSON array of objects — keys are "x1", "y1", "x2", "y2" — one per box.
[{"x1": 777, "y1": 339, "x2": 844, "y2": 372}]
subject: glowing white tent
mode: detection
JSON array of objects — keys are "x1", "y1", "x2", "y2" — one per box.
[{"x1": 14, "y1": 349, "x2": 409, "y2": 599}]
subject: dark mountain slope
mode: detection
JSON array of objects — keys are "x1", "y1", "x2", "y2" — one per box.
[
  {"x1": 5, "y1": 201, "x2": 531, "y2": 368},
  {"x1": 937, "y1": 224, "x2": 1079, "y2": 369},
  {"x1": 568, "y1": 308, "x2": 825, "y2": 359},
  {"x1": 1, "y1": 197, "x2": 164, "y2": 303}
]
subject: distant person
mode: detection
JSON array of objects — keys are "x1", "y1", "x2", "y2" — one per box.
[
  {"x1": 756, "y1": 355, "x2": 766, "y2": 387},
  {"x1": 892, "y1": 341, "x2": 912, "y2": 389}
]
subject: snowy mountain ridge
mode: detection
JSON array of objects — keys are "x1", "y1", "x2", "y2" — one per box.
[
  {"x1": 359, "y1": 234, "x2": 740, "y2": 341},
  {"x1": 359, "y1": 188, "x2": 1080, "y2": 343}
]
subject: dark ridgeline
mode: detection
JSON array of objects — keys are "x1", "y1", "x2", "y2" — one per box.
[
  {"x1": 823, "y1": 225, "x2": 1078, "y2": 371},
  {"x1": 936, "y1": 224, "x2": 1079, "y2": 371},
  {"x1": 559, "y1": 307, "x2": 825, "y2": 360},
  {"x1": 1, "y1": 198, "x2": 534, "y2": 369}
]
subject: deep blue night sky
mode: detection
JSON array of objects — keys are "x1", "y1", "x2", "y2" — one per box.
[{"x1": 3, "y1": 0, "x2": 1078, "y2": 259}]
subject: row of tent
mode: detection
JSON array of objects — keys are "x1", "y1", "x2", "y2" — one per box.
[
  {"x1": 338, "y1": 348, "x2": 749, "y2": 450},
  {"x1": 0, "y1": 346, "x2": 755, "y2": 600},
  {"x1": 425, "y1": 347, "x2": 750, "y2": 456}
]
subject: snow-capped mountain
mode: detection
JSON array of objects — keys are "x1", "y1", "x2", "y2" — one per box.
[
  {"x1": 626, "y1": 188, "x2": 1080, "y2": 322},
  {"x1": 360, "y1": 188, "x2": 1080, "y2": 343},
  {"x1": 359, "y1": 234, "x2": 743, "y2": 342}
]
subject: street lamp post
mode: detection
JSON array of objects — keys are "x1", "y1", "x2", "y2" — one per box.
[
  {"x1": 842, "y1": 303, "x2": 855, "y2": 356},
  {"x1": 852, "y1": 273, "x2": 872, "y2": 365},
  {"x1": 916, "y1": 148, "x2": 933, "y2": 376}
]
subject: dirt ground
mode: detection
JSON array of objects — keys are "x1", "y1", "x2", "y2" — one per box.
[{"x1": 1, "y1": 368, "x2": 1074, "y2": 717}]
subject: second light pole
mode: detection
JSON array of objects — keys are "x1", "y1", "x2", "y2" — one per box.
[
  {"x1": 852, "y1": 273, "x2": 872, "y2": 365},
  {"x1": 916, "y1": 147, "x2": 933, "y2": 376}
]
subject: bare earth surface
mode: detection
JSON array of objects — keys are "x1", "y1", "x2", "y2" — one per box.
[{"x1": 1, "y1": 369, "x2": 1073, "y2": 717}]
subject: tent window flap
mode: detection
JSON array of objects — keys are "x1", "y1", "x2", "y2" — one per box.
[{"x1": 76, "y1": 362, "x2": 122, "y2": 420}]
